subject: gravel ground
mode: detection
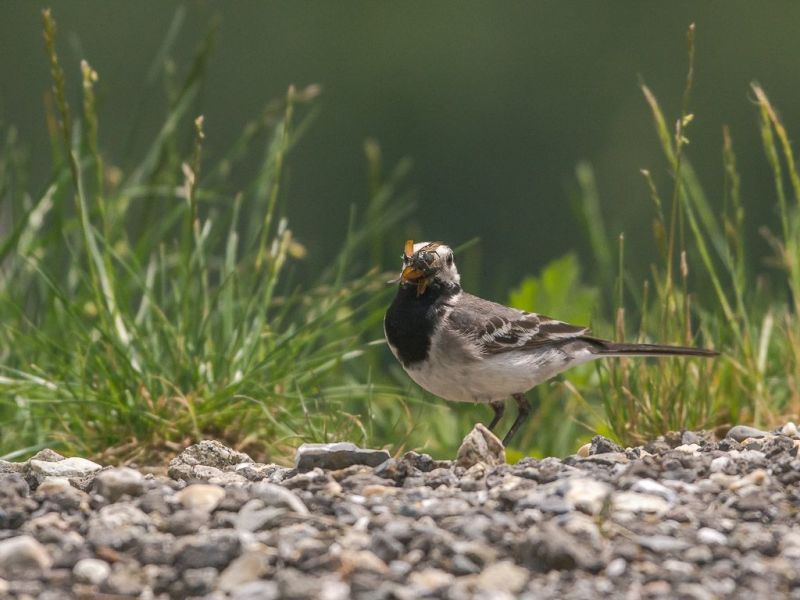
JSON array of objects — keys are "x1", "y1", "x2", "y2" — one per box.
[{"x1": 2, "y1": 423, "x2": 800, "y2": 599}]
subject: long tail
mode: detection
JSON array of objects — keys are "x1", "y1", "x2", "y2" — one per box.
[{"x1": 583, "y1": 336, "x2": 719, "y2": 358}]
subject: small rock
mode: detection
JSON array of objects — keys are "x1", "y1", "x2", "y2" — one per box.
[
  {"x1": 674, "y1": 443, "x2": 701, "y2": 454},
  {"x1": 589, "y1": 435, "x2": 623, "y2": 455},
  {"x1": 163, "y1": 508, "x2": 210, "y2": 535},
  {"x1": 28, "y1": 456, "x2": 102, "y2": 483},
  {"x1": 726, "y1": 425, "x2": 769, "y2": 442},
  {"x1": 475, "y1": 560, "x2": 528, "y2": 594},
  {"x1": 94, "y1": 467, "x2": 144, "y2": 502},
  {"x1": 295, "y1": 442, "x2": 391, "y2": 472},
  {"x1": 456, "y1": 424, "x2": 506, "y2": 469},
  {"x1": 35, "y1": 477, "x2": 74, "y2": 496},
  {"x1": 87, "y1": 504, "x2": 151, "y2": 549},
  {"x1": 0, "y1": 535, "x2": 52, "y2": 579},
  {"x1": 516, "y1": 522, "x2": 605, "y2": 572},
  {"x1": 230, "y1": 580, "x2": 280, "y2": 600},
  {"x1": 408, "y1": 567, "x2": 454, "y2": 592},
  {"x1": 168, "y1": 440, "x2": 253, "y2": 481},
  {"x1": 565, "y1": 478, "x2": 612, "y2": 516},
  {"x1": 631, "y1": 478, "x2": 678, "y2": 503},
  {"x1": 697, "y1": 528, "x2": 727, "y2": 546},
  {"x1": 103, "y1": 562, "x2": 145, "y2": 596},
  {"x1": 73, "y1": 558, "x2": 111, "y2": 585},
  {"x1": 175, "y1": 483, "x2": 226, "y2": 513},
  {"x1": 637, "y1": 535, "x2": 690, "y2": 553},
  {"x1": 577, "y1": 443, "x2": 591, "y2": 457},
  {"x1": 613, "y1": 491, "x2": 670, "y2": 515},
  {"x1": 176, "y1": 529, "x2": 241, "y2": 569},
  {"x1": 710, "y1": 456, "x2": 732, "y2": 473},
  {"x1": 218, "y1": 547, "x2": 273, "y2": 591},
  {"x1": 182, "y1": 566, "x2": 219, "y2": 595},
  {"x1": 235, "y1": 500, "x2": 286, "y2": 532},
  {"x1": 251, "y1": 481, "x2": 308, "y2": 514},
  {"x1": 781, "y1": 422, "x2": 798, "y2": 438},
  {"x1": 605, "y1": 557, "x2": 626, "y2": 577},
  {"x1": 28, "y1": 449, "x2": 66, "y2": 462}
]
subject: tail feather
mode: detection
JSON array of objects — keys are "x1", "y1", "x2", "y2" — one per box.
[{"x1": 583, "y1": 336, "x2": 719, "y2": 358}]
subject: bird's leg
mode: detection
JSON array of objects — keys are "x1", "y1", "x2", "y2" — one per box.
[
  {"x1": 487, "y1": 400, "x2": 505, "y2": 431},
  {"x1": 502, "y1": 393, "x2": 531, "y2": 446}
]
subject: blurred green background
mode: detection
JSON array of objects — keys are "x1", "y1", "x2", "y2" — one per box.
[{"x1": 3, "y1": 1, "x2": 798, "y2": 291}]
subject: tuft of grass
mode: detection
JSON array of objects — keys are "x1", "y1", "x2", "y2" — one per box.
[
  {"x1": 0, "y1": 10, "x2": 412, "y2": 464},
  {"x1": 572, "y1": 24, "x2": 800, "y2": 445}
]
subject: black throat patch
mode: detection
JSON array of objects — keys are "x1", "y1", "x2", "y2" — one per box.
[{"x1": 384, "y1": 280, "x2": 459, "y2": 367}]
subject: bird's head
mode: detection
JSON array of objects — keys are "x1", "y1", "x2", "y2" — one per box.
[{"x1": 398, "y1": 240, "x2": 460, "y2": 296}]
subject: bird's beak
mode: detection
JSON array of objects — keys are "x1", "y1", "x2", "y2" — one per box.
[{"x1": 401, "y1": 265, "x2": 426, "y2": 282}]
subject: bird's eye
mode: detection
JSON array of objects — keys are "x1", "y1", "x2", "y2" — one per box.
[{"x1": 446, "y1": 254, "x2": 454, "y2": 267}]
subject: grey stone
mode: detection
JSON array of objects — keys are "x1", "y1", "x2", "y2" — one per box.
[
  {"x1": 136, "y1": 532, "x2": 178, "y2": 565},
  {"x1": 103, "y1": 562, "x2": 145, "y2": 596},
  {"x1": 182, "y1": 566, "x2": 218, "y2": 595},
  {"x1": 87, "y1": 503, "x2": 150, "y2": 549},
  {"x1": 168, "y1": 440, "x2": 254, "y2": 481},
  {"x1": 516, "y1": 522, "x2": 605, "y2": 572},
  {"x1": 251, "y1": 481, "x2": 308, "y2": 513},
  {"x1": 590, "y1": 435, "x2": 624, "y2": 455},
  {"x1": 230, "y1": 580, "x2": 280, "y2": 600},
  {"x1": 456, "y1": 423, "x2": 506, "y2": 469},
  {"x1": 176, "y1": 529, "x2": 241, "y2": 569},
  {"x1": 94, "y1": 467, "x2": 144, "y2": 502},
  {"x1": 163, "y1": 507, "x2": 210, "y2": 535},
  {"x1": 0, "y1": 535, "x2": 52, "y2": 579},
  {"x1": 565, "y1": 477, "x2": 612, "y2": 515},
  {"x1": 295, "y1": 442, "x2": 391, "y2": 472},
  {"x1": 72, "y1": 558, "x2": 111, "y2": 585},
  {"x1": 697, "y1": 527, "x2": 727, "y2": 546},
  {"x1": 613, "y1": 491, "x2": 670, "y2": 516},
  {"x1": 475, "y1": 560, "x2": 529, "y2": 594},
  {"x1": 235, "y1": 499, "x2": 287, "y2": 532},
  {"x1": 630, "y1": 478, "x2": 678, "y2": 503},
  {"x1": 175, "y1": 483, "x2": 225, "y2": 513},
  {"x1": 726, "y1": 425, "x2": 770, "y2": 442},
  {"x1": 219, "y1": 547, "x2": 274, "y2": 591},
  {"x1": 28, "y1": 457, "x2": 102, "y2": 484}
]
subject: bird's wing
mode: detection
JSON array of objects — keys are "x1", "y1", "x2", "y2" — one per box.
[{"x1": 447, "y1": 293, "x2": 590, "y2": 355}]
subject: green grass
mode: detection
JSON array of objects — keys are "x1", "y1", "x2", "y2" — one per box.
[
  {"x1": 563, "y1": 24, "x2": 800, "y2": 446},
  {"x1": 2, "y1": 16, "x2": 798, "y2": 464},
  {"x1": 0, "y1": 10, "x2": 414, "y2": 463}
]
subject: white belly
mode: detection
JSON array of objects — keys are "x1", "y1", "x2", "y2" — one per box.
[{"x1": 394, "y1": 331, "x2": 596, "y2": 404}]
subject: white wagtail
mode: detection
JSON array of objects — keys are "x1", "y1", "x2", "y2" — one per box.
[{"x1": 384, "y1": 240, "x2": 719, "y2": 446}]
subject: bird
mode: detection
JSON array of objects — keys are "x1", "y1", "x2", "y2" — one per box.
[{"x1": 383, "y1": 240, "x2": 719, "y2": 446}]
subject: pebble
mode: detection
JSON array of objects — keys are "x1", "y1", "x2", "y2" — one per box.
[
  {"x1": 455, "y1": 423, "x2": 506, "y2": 469},
  {"x1": 613, "y1": 491, "x2": 670, "y2": 515},
  {"x1": 0, "y1": 536, "x2": 52, "y2": 579},
  {"x1": 176, "y1": 483, "x2": 226, "y2": 513},
  {"x1": 475, "y1": 560, "x2": 529, "y2": 593},
  {"x1": 28, "y1": 456, "x2": 102, "y2": 482},
  {"x1": 697, "y1": 527, "x2": 727, "y2": 546},
  {"x1": 781, "y1": 422, "x2": 798, "y2": 438},
  {"x1": 294, "y1": 442, "x2": 391, "y2": 472},
  {"x1": 726, "y1": 425, "x2": 769, "y2": 442},
  {"x1": 94, "y1": 467, "x2": 144, "y2": 501},
  {"x1": 73, "y1": 558, "x2": 111, "y2": 585}
]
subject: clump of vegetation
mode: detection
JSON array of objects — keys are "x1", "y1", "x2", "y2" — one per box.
[
  {"x1": 0, "y1": 10, "x2": 411, "y2": 463},
  {"x1": 567, "y1": 24, "x2": 800, "y2": 446}
]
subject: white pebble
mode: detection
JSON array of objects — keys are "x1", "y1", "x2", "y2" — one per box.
[
  {"x1": 697, "y1": 527, "x2": 727, "y2": 546},
  {"x1": 73, "y1": 558, "x2": 111, "y2": 585}
]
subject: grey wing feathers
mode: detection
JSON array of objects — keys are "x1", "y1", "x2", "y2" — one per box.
[{"x1": 447, "y1": 293, "x2": 590, "y2": 355}]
